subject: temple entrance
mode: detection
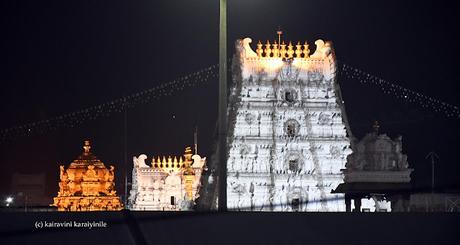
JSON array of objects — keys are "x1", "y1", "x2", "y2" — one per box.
[{"x1": 291, "y1": 198, "x2": 300, "y2": 211}]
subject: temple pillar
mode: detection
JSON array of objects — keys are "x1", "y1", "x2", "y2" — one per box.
[
  {"x1": 353, "y1": 197, "x2": 362, "y2": 212},
  {"x1": 345, "y1": 194, "x2": 352, "y2": 212}
]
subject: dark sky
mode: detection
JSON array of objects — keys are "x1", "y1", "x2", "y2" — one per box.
[{"x1": 1, "y1": 0, "x2": 459, "y2": 200}]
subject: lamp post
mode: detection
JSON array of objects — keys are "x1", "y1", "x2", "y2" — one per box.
[
  {"x1": 426, "y1": 151, "x2": 439, "y2": 193},
  {"x1": 217, "y1": 0, "x2": 227, "y2": 211}
]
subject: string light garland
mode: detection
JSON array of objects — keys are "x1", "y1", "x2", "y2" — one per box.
[
  {"x1": 339, "y1": 63, "x2": 460, "y2": 119},
  {"x1": 0, "y1": 64, "x2": 220, "y2": 143},
  {"x1": 1, "y1": 59, "x2": 458, "y2": 143}
]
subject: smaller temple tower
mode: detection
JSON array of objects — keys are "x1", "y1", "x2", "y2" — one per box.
[
  {"x1": 52, "y1": 140, "x2": 123, "y2": 211},
  {"x1": 128, "y1": 147, "x2": 206, "y2": 211},
  {"x1": 333, "y1": 122, "x2": 413, "y2": 212}
]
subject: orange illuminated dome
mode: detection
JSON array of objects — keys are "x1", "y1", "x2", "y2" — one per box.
[{"x1": 52, "y1": 140, "x2": 123, "y2": 211}]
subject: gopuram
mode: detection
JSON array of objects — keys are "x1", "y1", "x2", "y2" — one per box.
[{"x1": 226, "y1": 36, "x2": 353, "y2": 211}]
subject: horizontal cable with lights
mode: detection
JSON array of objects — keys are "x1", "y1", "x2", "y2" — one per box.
[
  {"x1": 0, "y1": 64, "x2": 220, "y2": 143},
  {"x1": 1, "y1": 60, "x2": 458, "y2": 143},
  {"x1": 339, "y1": 63, "x2": 460, "y2": 119}
]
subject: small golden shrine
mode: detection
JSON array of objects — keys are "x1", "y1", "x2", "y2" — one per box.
[{"x1": 52, "y1": 140, "x2": 123, "y2": 211}]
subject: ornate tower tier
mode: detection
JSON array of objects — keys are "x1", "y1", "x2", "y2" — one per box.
[
  {"x1": 128, "y1": 147, "x2": 206, "y2": 211},
  {"x1": 52, "y1": 140, "x2": 123, "y2": 211},
  {"x1": 226, "y1": 37, "x2": 353, "y2": 211}
]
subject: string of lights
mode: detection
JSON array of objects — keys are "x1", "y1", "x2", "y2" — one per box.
[
  {"x1": 1, "y1": 60, "x2": 458, "y2": 143},
  {"x1": 339, "y1": 63, "x2": 460, "y2": 119},
  {"x1": 0, "y1": 64, "x2": 219, "y2": 143}
]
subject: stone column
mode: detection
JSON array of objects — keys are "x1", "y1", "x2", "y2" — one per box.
[
  {"x1": 353, "y1": 197, "x2": 362, "y2": 212},
  {"x1": 345, "y1": 194, "x2": 352, "y2": 212}
]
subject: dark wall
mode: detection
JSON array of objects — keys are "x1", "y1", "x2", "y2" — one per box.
[{"x1": 0, "y1": 211, "x2": 459, "y2": 245}]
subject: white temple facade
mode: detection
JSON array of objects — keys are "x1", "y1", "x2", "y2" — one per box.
[
  {"x1": 226, "y1": 37, "x2": 353, "y2": 211},
  {"x1": 128, "y1": 147, "x2": 206, "y2": 211}
]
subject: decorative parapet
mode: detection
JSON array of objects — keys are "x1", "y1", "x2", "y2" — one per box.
[
  {"x1": 254, "y1": 40, "x2": 311, "y2": 59},
  {"x1": 133, "y1": 147, "x2": 204, "y2": 173},
  {"x1": 236, "y1": 37, "x2": 336, "y2": 80},
  {"x1": 152, "y1": 156, "x2": 186, "y2": 171}
]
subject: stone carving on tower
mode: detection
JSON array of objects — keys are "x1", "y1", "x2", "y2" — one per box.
[
  {"x1": 52, "y1": 140, "x2": 123, "y2": 211},
  {"x1": 128, "y1": 146, "x2": 206, "y2": 211},
  {"x1": 226, "y1": 36, "x2": 353, "y2": 211}
]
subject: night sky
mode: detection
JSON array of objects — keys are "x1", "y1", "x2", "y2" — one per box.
[{"x1": 1, "y1": 0, "x2": 459, "y2": 201}]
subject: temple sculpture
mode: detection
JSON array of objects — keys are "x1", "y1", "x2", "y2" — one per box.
[
  {"x1": 225, "y1": 36, "x2": 353, "y2": 211},
  {"x1": 333, "y1": 122, "x2": 413, "y2": 212},
  {"x1": 128, "y1": 146, "x2": 206, "y2": 211},
  {"x1": 52, "y1": 140, "x2": 123, "y2": 211}
]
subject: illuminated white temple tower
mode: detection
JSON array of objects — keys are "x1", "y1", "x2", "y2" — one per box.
[
  {"x1": 128, "y1": 147, "x2": 206, "y2": 211},
  {"x1": 226, "y1": 37, "x2": 353, "y2": 211}
]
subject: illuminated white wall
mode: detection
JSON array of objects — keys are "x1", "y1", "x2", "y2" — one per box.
[
  {"x1": 226, "y1": 38, "x2": 352, "y2": 211},
  {"x1": 129, "y1": 153, "x2": 206, "y2": 211},
  {"x1": 359, "y1": 198, "x2": 392, "y2": 212}
]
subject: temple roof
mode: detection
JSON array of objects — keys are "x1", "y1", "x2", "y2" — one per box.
[
  {"x1": 235, "y1": 37, "x2": 337, "y2": 81},
  {"x1": 240, "y1": 37, "x2": 332, "y2": 60},
  {"x1": 68, "y1": 140, "x2": 106, "y2": 168}
]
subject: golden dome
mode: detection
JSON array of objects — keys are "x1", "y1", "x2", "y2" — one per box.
[{"x1": 52, "y1": 140, "x2": 123, "y2": 211}]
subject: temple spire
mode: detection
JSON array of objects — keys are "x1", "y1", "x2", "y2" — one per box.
[{"x1": 83, "y1": 140, "x2": 91, "y2": 154}]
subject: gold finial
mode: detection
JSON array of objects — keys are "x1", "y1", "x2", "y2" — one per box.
[
  {"x1": 303, "y1": 41, "x2": 310, "y2": 58},
  {"x1": 272, "y1": 41, "x2": 279, "y2": 58},
  {"x1": 167, "y1": 156, "x2": 172, "y2": 168},
  {"x1": 256, "y1": 41, "x2": 263, "y2": 57},
  {"x1": 287, "y1": 42, "x2": 294, "y2": 58},
  {"x1": 264, "y1": 40, "x2": 272, "y2": 58},
  {"x1": 83, "y1": 140, "x2": 91, "y2": 154},
  {"x1": 156, "y1": 156, "x2": 161, "y2": 168},
  {"x1": 373, "y1": 121, "x2": 380, "y2": 134},
  {"x1": 295, "y1": 41, "x2": 302, "y2": 58},
  {"x1": 280, "y1": 41, "x2": 287, "y2": 58}
]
